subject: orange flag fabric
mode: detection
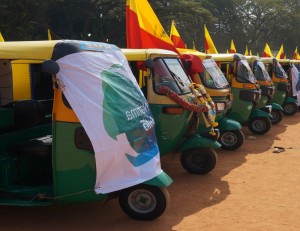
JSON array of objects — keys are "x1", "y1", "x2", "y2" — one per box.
[
  {"x1": 230, "y1": 40, "x2": 236, "y2": 53},
  {"x1": 275, "y1": 44, "x2": 285, "y2": 59},
  {"x1": 204, "y1": 25, "x2": 218, "y2": 54},
  {"x1": 263, "y1": 43, "x2": 273, "y2": 57},
  {"x1": 170, "y1": 20, "x2": 186, "y2": 49},
  {"x1": 126, "y1": 0, "x2": 179, "y2": 54}
]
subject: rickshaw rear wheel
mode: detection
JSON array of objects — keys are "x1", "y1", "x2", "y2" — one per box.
[
  {"x1": 283, "y1": 102, "x2": 298, "y2": 115},
  {"x1": 248, "y1": 117, "x2": 272, "y2": 134},
  {"x1": 219, "y1": 130, "x2": 245, "y2": 150},
  {"x1": 180, "y1": 148, "x2": 217, "y2": 175},
  {"x1": 270, "y1": 109, "x2": 283, "y2": 124},
  {"x1": 119, "y1": 184, "x2": 169, "y2": 221}
]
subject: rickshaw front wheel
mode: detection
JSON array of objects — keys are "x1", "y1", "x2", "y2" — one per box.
[
  {"x1": 270, "y1": 109, "x2": 283, "y2": 124},
  {"x1": 248, "y1": 117, "x2": 272, "y2": 134},
  {"x1": 119, "y1": 184, "x2": 169, "y2": 220},
  {"x1": 180, "y1": 148, "x2": 217, "y2": 175},
  {"x1": 219, "y1": 130, "x2": 245, "y2": 150},
  {"x1": 283, "y1": 102, "x2": 298, "y2": 115}
]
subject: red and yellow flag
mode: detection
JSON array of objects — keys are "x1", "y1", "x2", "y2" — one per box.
[
  {"x1": 126, "y1": 0, "x2": 178, "y2": 54},
  {"x1": 0, "y1": 32, "x2": 4, "y2": 42},
  {"x1": 170, "y1": 20, "x2": 186, "y2": 49},
  {"x1": 275, "y1": 44, "x2": 285, "y2": 59},
  {"x1": 292, "y1": 47, "x2": 299, "y2": 60},
  {"x1": 263, "y1": 43, "x2": 273, "y2": 57},
  {"x1": 230, "y1": 40, "x2": 236, "y2": 53},
  {"x1": 204, "y1": 25, "x2": 218, "y2": 54}
]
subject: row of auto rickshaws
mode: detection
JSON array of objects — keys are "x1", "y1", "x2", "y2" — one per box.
[{"x1": 0, "y1": 40, "x2": 298, "y2": 220}]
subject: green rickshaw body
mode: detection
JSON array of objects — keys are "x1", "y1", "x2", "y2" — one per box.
[
  {"x1": 122, "y1": 48, "x2": 220, "y2": 174},
  {"x1": 261, "y1": 57, "x2": 289, "y2": 106},
  {"x1": 178, "y1": 50, "x2": 244, "y2": 150},
  {"x1": 122, "y1": 48, "x2": 221, "y2": 153},
  {"x1": 0, "y1": 41, "x2": 172, "y2": 220},
  {"x1": 211, "y1": 54, "x2": 261, "y2": 125},
  {"x1": 149, "y1": 104, "x2": 194, "y2": 155},
  {"x1": 227, "y1": 87, "x2": 257, "y2": 125}
]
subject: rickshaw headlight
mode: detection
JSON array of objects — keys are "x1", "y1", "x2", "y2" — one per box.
[{"x1": 216, "y1": 102, "x2": 226, "y2": 112}]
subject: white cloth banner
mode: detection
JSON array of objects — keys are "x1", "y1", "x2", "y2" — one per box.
[
  {"x1": 56, "y1": 50, "x2": 162, "y2": 193},
  {"x1": 291, "y1": 64, "x2": 300, "y2": 106}
]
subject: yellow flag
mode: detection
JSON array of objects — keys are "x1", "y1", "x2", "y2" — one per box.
[
  {"x1": 204, "y1": 25, "x2": 218, "y2": 54},
  {"x1": 244, "y1": 45, "x2": 249, "y2": 56},
  {"x1": 192, "y1": 40, "x2": 196, "y2": 50},
  {"x1": 48, "y1": 29, "x2": 52, "y2": 40},
  {"x1": 0, "y1": 32, "x2": 5, "y2": 42},
  {"x1": 275, "y1": 44, "x2": 285, "y2": 59},
  {"x1": 230, "y1": 40, "x2": 236, "y2": 53},
  {"x1": 249, "y1": 50, "x2": 253, "y2": 56},
  {"x1": 263, "y1": 43, "x2": 273, "y2": 57}
]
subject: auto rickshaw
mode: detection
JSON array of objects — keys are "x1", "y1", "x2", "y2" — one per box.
[
  {"x1": 0, "y1": 40, "x2": 172, "y2": 221},
  {"x1": 178, "y1": 49, "x2": 245, "y2": 150},
  {"x1": 122, "y1": 48, "x2": 220, "y2": 175},
  {"x1": 246, "y1": 56, "x2": 284, "y2": 124},
  {"x1": 261, "y1": 57, "x2": 298, "y2": 115},
  {"x1": 211, "y1": 53, "x2": 272, "y2": 134}
]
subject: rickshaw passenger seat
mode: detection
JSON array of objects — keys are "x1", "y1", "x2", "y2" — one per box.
[
  {"x1": 11, "y1": 135, "x2": 52, "y2": 158},
  {"x1": 12, "y1": 100, "x2": 47, "y2": 129}
]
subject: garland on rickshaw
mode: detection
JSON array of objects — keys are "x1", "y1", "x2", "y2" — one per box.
[{"x1": 159, "y1": 83, "x2": 219, "y2": 136}]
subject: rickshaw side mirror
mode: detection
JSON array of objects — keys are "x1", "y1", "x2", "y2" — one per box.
[
  {"x1": 183, "y1": 60, "x2": 191, "y2": 71},
  {"x1": 145, "y1": 58, "x2": 154, "y2": 70},
  {"x1": 144, "y1": 58, "x2": 155, "y2": 77},
  {"x1": 233, "y1": 54, "x2": 240, "y2": 62},
  {"x1": 41, "y1": 59, "x2": 60, "y2": 75},
  {"x1": 181, "y1": 54, "x2": 202, "y2": 75}
]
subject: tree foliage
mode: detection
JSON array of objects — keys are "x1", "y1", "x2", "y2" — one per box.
[{"x1": 0, "y1": 0, "x2": 299, "y2": 57}]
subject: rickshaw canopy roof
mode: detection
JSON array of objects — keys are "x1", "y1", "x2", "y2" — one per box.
[
  {"x1": 210, "y1": 53, "x2": 246, "y2": 62},
  {"x1": 178, "y1": 48, "x2": 210, "y2": 60},
  {"x1": 121, "y1": 48, "x2": 178, "y2": 61},
  {"x1": 0, "y1": 40, "x2": 58, "y2": 60}
]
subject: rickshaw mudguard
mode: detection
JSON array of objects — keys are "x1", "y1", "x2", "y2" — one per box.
[
  {"x1": 217, "y1": 117, "x2": 242, "y2": 131},
  {"x1": 178, "y1": 134, "x2": 221, "y2": 151},
  {"x1": 143, "y1": 171, "x2": 173, "y2": 187},
  {"x1": 249, "y1": 108, "x2": 272, "y2": 119},
  {"x1": 284, "y1": 97, "x2": 297, "y2": 104},
  {"x1": 269, "y1": 103, "x2": 283, "y2": 111}
]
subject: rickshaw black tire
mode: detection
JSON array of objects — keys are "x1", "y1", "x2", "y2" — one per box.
[
  {"x1": 219, "y1": 130, "x2": 245, "y2": 150},
  {"x1": 180, "y1": 148, "x2": 217, "y2": 175},
  {"x1": 248, "y1": 117, "x2": 272, "y2": 135},
  {"x1": 119, "y1": 184, "x2": 169, "y2": 221},
  {"x1": 270, "y1": 109, "x2": 283, "y2": 124},
  {"x1": 283, "y1": 102, "x2": 298, "y2": 115}
]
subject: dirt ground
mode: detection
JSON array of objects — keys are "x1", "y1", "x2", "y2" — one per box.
[{"x1": 1, "y1": 112, "x2": 300, "y2": 231}]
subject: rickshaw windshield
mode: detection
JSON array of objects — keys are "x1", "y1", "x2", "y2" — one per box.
[
  {"x1": 153, "y1": 57, "x2": 192, "y2": 95},
  {"x1": 236, "y1": 59, "x2": 256, "y2": 83},
  {"x1": 254, "y1": 61, "x2": 272, "y2": 81},
  {"x1": 274, "y1": 62, "x2": 288, "y2": 79},
  {"x1": 202, "y1": 58, "x2": 229, "y2": 89}
]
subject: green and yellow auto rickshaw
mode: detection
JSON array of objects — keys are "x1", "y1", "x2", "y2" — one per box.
[
  {"x1": 0, "y1": 40, "x2": 172, "y2": 220},
  {"x1": 261, "y1": 57, "x2": 298, "y2": 115},
  {"x1": 122, "y1": 48, "x2": 220, "y2": 175},
  {"x1": 246, "y1": 56, "x2": 284, "y2": 124},
  {"x1": 211, "y1": 53, "x2": 272, "y2": 134},
  {"x1": 178, "y1": 49, "x2": 245, "y2": 150}
]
